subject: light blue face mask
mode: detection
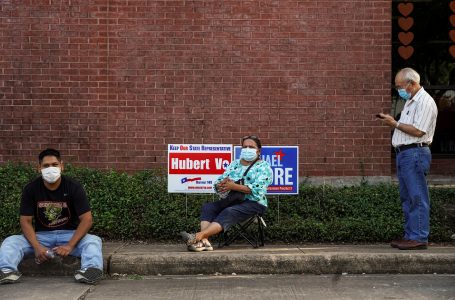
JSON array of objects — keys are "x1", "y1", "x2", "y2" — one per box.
[
  {"x1": 240, "y1": 148, "x2": 257, "y2": 162},
  {"x1": 397, "y1": 88, "x2": 411, "y2": 101}
]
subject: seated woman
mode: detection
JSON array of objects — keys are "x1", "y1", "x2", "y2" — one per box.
[{"x1": 180, "y1": 135, "x2": 273, "y2": 251}]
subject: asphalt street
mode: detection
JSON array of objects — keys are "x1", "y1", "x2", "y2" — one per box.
[{"x1": 1, "y1": 274, "x2": 454, "y2": 300}]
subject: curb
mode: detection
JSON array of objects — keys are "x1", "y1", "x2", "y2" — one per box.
[
  {"x1": 109, "y1": 252, "x2": 455, "y2": 275},
  {"x1": 18, "y1": 244, "x2": 455, "y2": 276}
]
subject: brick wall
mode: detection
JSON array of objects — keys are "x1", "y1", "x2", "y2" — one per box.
[{"x1": 0, "y1": 0, "x2": 394, "y2": 177}]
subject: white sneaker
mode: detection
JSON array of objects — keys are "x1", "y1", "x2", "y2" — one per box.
[
  {"x1": 74, "y1": 267, "x2": 103, "y2": 284},
  {"x1": 0, "y1": 270, "x2": 21, "y2": 284}
]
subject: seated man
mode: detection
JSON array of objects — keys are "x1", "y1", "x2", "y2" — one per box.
[{"x1": 0, "y1": 148, "x2": 103, "y2": 284}]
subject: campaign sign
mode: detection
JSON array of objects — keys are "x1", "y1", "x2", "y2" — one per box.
[
  {"x1": 168, "y1": 144, "x2": 232, "y2": 193},
  {"x1": 234, "y1": 146, "x2": 299, "y2": 195}
]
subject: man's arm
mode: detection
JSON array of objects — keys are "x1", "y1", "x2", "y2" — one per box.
[
  {"x1": 20, "y1": 215, "x2": 50, "y2": 263},
  {"x1": 52, "y1": 211, "x2": 93, "y2": 257},
  {"x1": 378, "y1": 113, "x2": 425, "y2": 138},
  {"x1": 394, "y1": 122, "x2": 425, "y2": 137}
]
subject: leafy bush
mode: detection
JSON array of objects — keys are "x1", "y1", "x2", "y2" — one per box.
[{"x1": 0, "y1": 163, "x2": 454, "y2": 242}]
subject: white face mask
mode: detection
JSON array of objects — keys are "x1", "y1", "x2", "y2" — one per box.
[
  {"x1": 41, "y1": 167, "x2": 61, "y2": 184},
  {"x1": 240, "y1": 147, "x2": 258, "y2": 162}
]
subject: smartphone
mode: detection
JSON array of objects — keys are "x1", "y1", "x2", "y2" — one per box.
[{"x1": 376, "y1": 114, "x2": 384, "y2": 119}]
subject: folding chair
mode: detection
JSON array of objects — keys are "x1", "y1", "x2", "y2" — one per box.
[{"x1": 218, "y1": 214, "x2": 266, "y2": 248}]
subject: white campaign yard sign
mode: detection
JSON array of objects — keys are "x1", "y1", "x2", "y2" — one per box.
[{"x1": 168, "y1": 144, "x2": 232, "y2": 193}]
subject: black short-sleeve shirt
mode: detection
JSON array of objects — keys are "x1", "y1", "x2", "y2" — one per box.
[{"x1": 20, "y1": 175, "x2": 91, "y2": 231}]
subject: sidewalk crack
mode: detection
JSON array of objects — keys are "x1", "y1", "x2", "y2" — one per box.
[{"x1": 77, "y1": 286, "x2": 95, "y2": 300}]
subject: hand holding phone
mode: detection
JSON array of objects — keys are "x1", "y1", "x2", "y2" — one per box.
[{"x1": 376, "y1": 113, "x2": 384, "y2": 119}]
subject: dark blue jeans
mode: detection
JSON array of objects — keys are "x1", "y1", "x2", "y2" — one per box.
[
  {"x1": 396, "y1": 146, "x2": 431, "y2": 243},
  {"x1": 201, "y1": 200, "x2": 266, "y2": 232}
]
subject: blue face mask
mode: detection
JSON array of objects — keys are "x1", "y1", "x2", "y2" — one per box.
[
  {"x1": 397, "y1": 88, "x2": 411, "y2": 101},
  {"x1": 240, "y1": 148, "x2": 257, "y2": 162}
]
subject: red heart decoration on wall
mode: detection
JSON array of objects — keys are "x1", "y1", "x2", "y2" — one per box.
[
  {"x1": 451, "y1": 15, "x2": 455, "y2": 27},
  {"x1": 450, "y1": 1, "x2": 455, "y2": 13},
  {"x1": 398, "y1": 32, "x2": 414, "y2": 45},
  {"x1": 398, "y1": 46, "x2": 414, "y2": 60},
  {"x1": 397, "y1": 3, "x2": 413, "y2": 17},
  {"x1": 450, "y1": 30, "x2": 455, "y2": 42},
  {"x1": 398, "y1": 17, "x2": 414, "y2": 31},
  {"x1": 450, "y1": 45, "x2": 455, "y2": 58}
]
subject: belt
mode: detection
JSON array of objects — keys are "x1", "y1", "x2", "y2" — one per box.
[{"x1": 395, "y1": 143, "x2": 429, "y2": 153}]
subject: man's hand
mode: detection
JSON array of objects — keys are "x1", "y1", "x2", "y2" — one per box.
[
  {"x1": 377, "y1": 113, "x2": 425, "y2": 137},
  {"x1": 377, "y1": 113, "x2": 398, "y2": 128},
  {"x1": 34, "y1": 244, "x2": 51, "y2": 264},
  {"x1": 53, "y1": 244, "x2": 74, "y2": 257}
]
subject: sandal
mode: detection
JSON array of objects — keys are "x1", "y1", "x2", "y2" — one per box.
[
  {"x1": 187, "y1": 241, "x2": 204, "y2": 252},
  {"x1": 179, "y1": 231, "x2": 197, "y2": 245},
  {"x1": 203, "y1": 240, "x2": 213, "y2": 251}
]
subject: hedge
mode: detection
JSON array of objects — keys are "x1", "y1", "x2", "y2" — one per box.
[{"x1": 1, "y1": 163, "x2": 454, "y2": 243}]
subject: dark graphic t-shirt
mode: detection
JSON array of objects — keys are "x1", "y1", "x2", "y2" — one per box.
[{"x1": 20, "y1": 176, "x2": 91, "y2": 231}]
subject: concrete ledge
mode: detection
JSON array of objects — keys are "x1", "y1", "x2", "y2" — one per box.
[
  {"x1": 18, "y1": 243, "x2": 455, "y2": 276},
  {"x1": 18, "y1": 241, "x2": 124, "y2": 275},
  {"x1": 109, "y1": 245, "x2": 455, "y2": 275}
]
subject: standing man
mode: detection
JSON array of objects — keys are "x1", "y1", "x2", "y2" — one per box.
[
  {"x1": 377, "y1": 68, "x2": 438, "y2": 250},
  {"x1": 0, "y1": 148, "x2": 103, "y2": 284}
]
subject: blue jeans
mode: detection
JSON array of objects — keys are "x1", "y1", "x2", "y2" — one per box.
[
  {"x1": 0, "y1": 230, "x2": 103, "y2": 272},
  {"x1": 396, "y1": 147, "x2": 431, "y2": 243},
  {"x1": 201, "y1": 200, "x2": 267, "y2": 232}
]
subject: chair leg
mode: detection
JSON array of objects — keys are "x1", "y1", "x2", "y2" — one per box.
[
  {"x1": 227, "y1": 217, "x2": 256, "y2": 247},
  {"x1": 258, "y1": 216, "x2": 265, "y2": 247},
  {"x1": 218, "y1": 232, "x2": 226, "y2": 248},
  {"x1": 218, "y1": 215, "x2": 266, "y2": 248}
]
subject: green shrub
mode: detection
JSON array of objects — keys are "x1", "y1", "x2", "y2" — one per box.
[
  {"x1": 0, "y1": 163, "x2": 454, "y2": 242},
  {"x1": 0, "y1": 163, "x2": 37, "y2": 236}
]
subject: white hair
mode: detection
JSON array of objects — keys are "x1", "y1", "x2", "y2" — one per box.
[{"x1": 398, "y1": 68, "x2": 420, "y2": 84}]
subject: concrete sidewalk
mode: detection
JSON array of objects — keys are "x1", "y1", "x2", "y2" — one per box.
[{"x1": 18, "y1": 242, "x2": 455, "y2": 276}]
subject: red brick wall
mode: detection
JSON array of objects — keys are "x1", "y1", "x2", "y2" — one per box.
[
  {"x1": 1, "y1": 0, "x2": 393, "y2": 176},
  {"x1": 431, "y1": 159, "x2": 455, "y2": 176}
]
